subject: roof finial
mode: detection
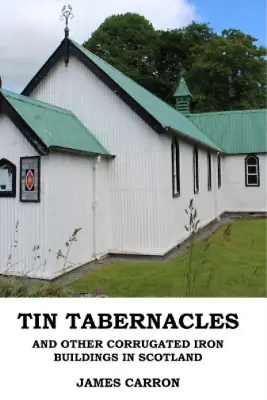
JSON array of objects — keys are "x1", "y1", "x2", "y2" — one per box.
[{"x1": 61, "y1": 5, "x2": 74, "y2": 39}]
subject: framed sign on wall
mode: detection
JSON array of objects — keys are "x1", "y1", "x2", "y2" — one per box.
[
  {"x1": 20, "y1": 156, "x2": 41, "y2": 202},
  {"x1": 0, "y1": 158, "x2": 16, "y2": 198}
]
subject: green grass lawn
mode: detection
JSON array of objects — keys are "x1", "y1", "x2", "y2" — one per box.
[{"x1": 69, "y1": 219, "x2": 266, "y2": 297}]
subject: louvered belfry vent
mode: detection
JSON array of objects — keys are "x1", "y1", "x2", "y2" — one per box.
[{"x1": 173, "y1": 75, "x2": 192, "y2": 115}]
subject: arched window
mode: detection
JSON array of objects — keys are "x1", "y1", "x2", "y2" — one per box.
[
  {"x1": 245, "y1": 155, "x2": 260, "y2": 186},
  {"x1": 217, "y1": 153, "x2": 222, "y2": 189},
  {"x1": 0, "y1": 158, "x2": 16, "y2": 198},
  {"x1": 193, "y1": 145, "x2": 199, "y2": 194},
  {"x1": 207, "y1": 152, "x2": 212, "y2": 191},
  {"x1": 171, "y1": 139, "x2": 180, "y2": 197}
]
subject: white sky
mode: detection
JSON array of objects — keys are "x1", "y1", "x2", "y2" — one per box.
[{"x1": 0, "y1": 0, "x2": 197, "y2": 92}]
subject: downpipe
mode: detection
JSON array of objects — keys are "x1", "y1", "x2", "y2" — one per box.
[
  {"x1": 92, "y1": 155, "x2": 101, "y2": 260},
  {"x1": 215, "y1": 151, "x2": 221, "y2": 221}
]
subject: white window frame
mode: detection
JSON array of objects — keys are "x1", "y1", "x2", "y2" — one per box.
[
  {"x1": 171, "y1": 139, "x2": 180, "y2": 197},
  {"x1": 245, "y1": 155, "x2": 260, "y2": 187}
]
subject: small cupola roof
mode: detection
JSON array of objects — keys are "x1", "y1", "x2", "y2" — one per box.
[{"x1": 174, "y1": 76, "x2": 192, "y2": 98}]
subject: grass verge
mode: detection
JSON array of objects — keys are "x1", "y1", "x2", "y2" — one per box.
[{"x1": 68, "y1": 219, "x2": 266, "y2": 297}]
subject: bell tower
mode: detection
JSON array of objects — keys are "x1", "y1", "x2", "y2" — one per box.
[{"x1": 173, "y1": 71, "x2": 192, "y2": 115}]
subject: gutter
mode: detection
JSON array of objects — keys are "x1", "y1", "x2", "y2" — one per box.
[
  {"x1": 165, "y1": 126, "x2": 224, "y2": 154},
  {"x1": 49, "y1": 146, "x2": 115, "y2": 158}
]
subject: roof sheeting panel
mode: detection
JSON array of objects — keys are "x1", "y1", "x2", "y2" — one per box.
[
  {"x1": 189, "y1": 110, "x2": 267, "y2": 154},
  {"x1": 1, "y1": 89, "x2": 110, "y2": 156}
]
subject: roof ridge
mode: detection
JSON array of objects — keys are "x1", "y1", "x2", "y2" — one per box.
[
  {"x1": 0, "y1": 88, "x2": 74, "y2": 117},
  {"x1": 190, "y1": 109, "x2": 267, "y2": 117},
  {"x1": 71, "y1": 40, "x2": 123, "y2": 74}
]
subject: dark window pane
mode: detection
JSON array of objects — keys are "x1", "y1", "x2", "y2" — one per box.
[
  {"x1": 176, "y1": 143, "x2": 180, "y2": 195},
  {"x1": 193, "y1": 147, "x2": 199, "y2": 193},
  {"x1": 248, "y1": 174, "x2": 258, "y2": 185},
  {"x1": 248, "y1": 166, "x2": 257, "y2": 174},
  {"x1": 207, "y1": 153, "x2": 211, "y2": 190},
  {"x1": 218, "y1": 155, "x2": 221, "y2": 188},
  {"x1": 247, "y1": 156, "x2": 257, "y2": 165}
]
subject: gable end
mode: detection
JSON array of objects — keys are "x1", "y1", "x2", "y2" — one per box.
[
  {"x1": 22, "y1": 39, "x2": 165, "y2": 135},
  {"x1": 22, "y1": 41, "x2": 65, "y2": 97},
  {"x1": 70, "y1": 43, "x2": 165, "y2": 135}
]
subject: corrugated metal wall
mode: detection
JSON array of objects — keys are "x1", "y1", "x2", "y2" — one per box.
[
  {"x1": 223, "y1": 155, "x2": 267, "y2": 212},
  {"x1": 94, "y1": 158, "x2": 111, "y2": 257},
  {"x1": 28, "y1": 54, "x2": 266, "y2": 262},
  {"x1": 43, "y1": 152, "x2": 97, "y2": 279},
  {"x1": 0, "y1": 115, "x2": 49, "y2": 277},
  {"x1": 31, "y1": 56, "x2": 161, "y2": 255},
  {"x1": 0, "y1": 114, "x2": 110, "y2": 279},
  {"x1": 157, "y1": 136, "x2": 223, "y2": 253}
]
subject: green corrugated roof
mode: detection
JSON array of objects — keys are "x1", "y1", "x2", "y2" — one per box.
[
  {"x1": 72, "y1": 41, "x2": 221, "y2": 151},
  {"x1": 174, "y1": 77, "x2": 192, "y2": 98},
  {"x1": 0, "y1": 89, "x2": 109, "y2": 155},
  {"x1": 0, "y1": 89, "x2": 109, "y2": 156},
  {"x1": 189, "y1": 109, "x2": 267, "y2": 154}
]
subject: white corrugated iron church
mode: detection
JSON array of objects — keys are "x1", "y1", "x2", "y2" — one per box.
[{"x1": 0, "y1": 9, "x2": 266, "y2": 279}]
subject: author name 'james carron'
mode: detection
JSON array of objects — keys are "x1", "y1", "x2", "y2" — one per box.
[{"x1": 76, "y1": 377, "x2": 180, "y2": 388}]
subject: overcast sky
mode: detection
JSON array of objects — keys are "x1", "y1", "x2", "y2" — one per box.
[{"x1": 0, "y1": 0, "x2": 197, "y2": 93}]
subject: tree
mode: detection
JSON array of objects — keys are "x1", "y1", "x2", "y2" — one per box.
[
  {"x1": 83, "y1": 13, "x2": 158, "y2": 92},
  {"x1": 186, "y1": 29, "x2": 267, "y2": 112},
  {"x1": 155, "y1": 22, "x2": 216, "y2": 104},
  {"x1": 84, "y1": 15, "x2": 267, "y2": 112},
  {"x1": 154, "y1": 29, "x2": 185, "y2": 103}
]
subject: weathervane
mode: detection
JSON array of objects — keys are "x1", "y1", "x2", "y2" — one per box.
[{"x1": 61, "y1": 5, "x2": 74, "y2": 39}]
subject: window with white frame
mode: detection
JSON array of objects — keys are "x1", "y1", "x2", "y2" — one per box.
[
  {"x1": 245, "y1": 155, "x2": 260, "y2": 186},
  {"x1": 171, "y1": 139, "x2": 180, "y2": 197}
]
